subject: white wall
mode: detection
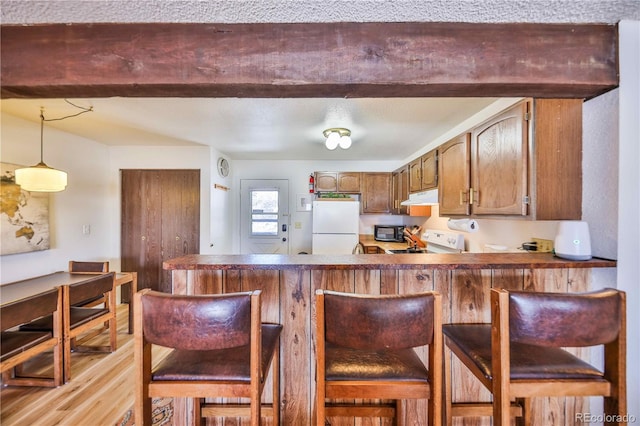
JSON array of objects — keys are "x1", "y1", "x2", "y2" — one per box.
[
  {"x1": 617, "y1": 19, "x2": 640, "y2": 417},
  {"x1": 1, "y1": 114, "x2": 111, "y2": 283},
  {"x1": 232, "y1": 160, "x2": 403, "y2": 254},
  {"x1": 1, "y1": 113, "x2": 226, "y2": 284}
]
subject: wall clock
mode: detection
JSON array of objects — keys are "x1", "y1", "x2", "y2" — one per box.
[{"x1": 217, "y1": 157, "x2": 229, "y2": 177}]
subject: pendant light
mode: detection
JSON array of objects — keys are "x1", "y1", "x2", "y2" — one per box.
[{"x1": 15, "y1": 108, "x2": 68, "y2": 192}]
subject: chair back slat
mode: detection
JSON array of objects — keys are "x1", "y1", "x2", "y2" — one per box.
[
  {"x1": 509, "y1": 288, "x2": 622, "y2": 347},
  {"x1": 141, "y1": 290, "x2": 253, "y2": 350},
  {"x1": 69, "y1": 260, "x2": 109, "y2": 273},
  {"x1": 324, "y1": 291, "x2": 435, "y2": 350},
  {"x1": 1, "y1": 288, "x2": 59, "y2": 331},
  {"x1": 67, "y1": 273, "x2": 115, "y2": 306}
]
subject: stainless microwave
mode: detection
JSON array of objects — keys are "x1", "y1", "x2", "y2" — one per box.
[{"x1": 374, "y1": 225, "x2": 405, "y2": 242}]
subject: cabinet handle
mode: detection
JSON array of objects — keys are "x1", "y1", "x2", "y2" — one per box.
[{"x1": 459, "y1": 190, "x2": 465, "y2": 205}]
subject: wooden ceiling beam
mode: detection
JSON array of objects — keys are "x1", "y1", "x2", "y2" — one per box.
[{"x1": 0, "y1": 22, "x2": 618, "y2": 99}]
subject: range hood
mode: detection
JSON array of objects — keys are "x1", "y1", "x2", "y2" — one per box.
[{"x1": 400, "y1": 189, "x2": 439, "y2": 206}]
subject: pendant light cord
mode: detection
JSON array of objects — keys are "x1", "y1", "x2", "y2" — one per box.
[
  {"x1": 43, "y1": 100, "x2": 93, "y2": 122},
  {"x1": 39, "y1": 100, "x2": 93, "y2": 164},
  {"x1": 39, "y1": 108, "x2": 44, "y2": 164}
]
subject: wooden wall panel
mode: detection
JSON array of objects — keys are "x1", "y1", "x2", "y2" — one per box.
[
  {"x1": 398, "y1": 270, "x2": 435, "y2": 426},
  {"x1": 451, "y1": 270, "x2": 492, "y2": 426},
  {"x1": 281, "y1": 270, "x2": 312, "y2": 426}
]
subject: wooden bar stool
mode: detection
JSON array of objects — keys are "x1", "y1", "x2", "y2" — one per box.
[
  {"x1": 134, "y1": 289, "x2": 282, "y2": 426},
  {"x1": 315, "y1": 289, "x2": 442, "y2": 426},
  {"x1": 443, "y1": 288, "x2": 626, "y2": 425}
]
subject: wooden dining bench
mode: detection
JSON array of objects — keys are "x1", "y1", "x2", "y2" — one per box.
[{"x1": 1, "y1": 287, "x2": 64, "y2": 387}]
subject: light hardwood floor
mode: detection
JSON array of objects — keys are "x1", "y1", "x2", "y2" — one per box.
[{"x1": 1, "y1": 304, "x2": 170, "y2": 426}]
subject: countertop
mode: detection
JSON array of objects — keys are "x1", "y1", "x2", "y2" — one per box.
[{"x1": 164, "y1": 252, "x2": 616, "y2": 271}]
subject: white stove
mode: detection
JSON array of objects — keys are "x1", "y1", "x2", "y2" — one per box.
[{"x1": 421, "y1": 229, "x2": 465, "y2": 253}]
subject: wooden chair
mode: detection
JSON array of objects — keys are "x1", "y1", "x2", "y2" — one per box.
[
  {"x1": 69, "y1": 260, "x2": 137, "y2": 334},
  {"x1": 315, "y1": 289, "x2": 442, "y2": 426},
  {"x1": 68, "y1": 260, "x2": 109, "y2": 307},
  {"x1": 20, "y1": 273, "x2": 117, "y2": 383},
  {"x1": 134, "y1": 289, "x2": 282, "y2": 426},
  {"x1": 1, "y1": 287, "x2": 64, "y2": 387},
  {"x1": 443, "y1": 288, "x2": 626, "y2": 425},
  {"x1": 69, "y1": 260, "x2": 109, "y2": 274}
]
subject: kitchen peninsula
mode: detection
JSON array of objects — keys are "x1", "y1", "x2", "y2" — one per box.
[{"x1": 164, "y1": 253, "x2": 615, "y2": 425}]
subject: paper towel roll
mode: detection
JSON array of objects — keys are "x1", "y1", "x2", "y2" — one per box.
[{"x1": 447, "y1": 218, "x2": 479, "y2": 233}]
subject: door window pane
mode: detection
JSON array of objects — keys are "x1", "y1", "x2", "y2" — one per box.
[{"x1": 251, "y1": 190, "x2": 279, "y2": 236}]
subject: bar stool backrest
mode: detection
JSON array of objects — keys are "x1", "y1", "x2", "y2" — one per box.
[
  {"x1": 508, "y1": 288, "x2": 622, "y2": 347},
  {"x1": 323, "y1": 290, "x2": 435, "y2": 350},
  {"x1": 140, "y1": 291, "x2": 253, "y2": 351}
]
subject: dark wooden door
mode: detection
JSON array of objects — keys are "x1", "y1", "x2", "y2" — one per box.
[{"x1": 121, "y1": 169, "x2": 200, "y2": 294}]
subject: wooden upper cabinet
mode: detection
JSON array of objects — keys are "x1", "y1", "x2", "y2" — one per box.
[
  {"x1": 408, "y1": 159, "x2": 422, "y2": 193},
  {"x1": 439, "y1": 102, "x2": 528, "y2": 217},
  {"x1": 391, "y1": 166, "x2": 409, "y2": 215},
  {"x1": 362, "y1": 172, "x2": 392, "y2": 214},
  {"x1": 530, "y1": 98, "x2": 582, "y2": 220},
  {"x1": 337, "y1": 172, "x2": 361, "y2": 192},
  {"x1": 471, "y1": 101, "x2": 528, "y2": 215},
  {"x1": 314, "y1": 172, "x2": 361, "y2": 193},
  {"x1": 420, "y1": 149, "x2": 438, "y2": 190},
  {"x1": 314, "y1": 172, "x2": 338, "y2": 192},
  {"x1": 439, "y1": 134, "x2": 472, "y2": 216},
  {"x1": 438, "y1": 98, "x2": 582, "y2": 220},
  {"x1": 409, "y1": 149, "x2": 438, "y2": 193}
]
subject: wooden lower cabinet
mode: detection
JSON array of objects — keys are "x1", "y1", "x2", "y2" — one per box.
[{"x1": 172, "y1": 266, "x2": 595, "y2": 425}]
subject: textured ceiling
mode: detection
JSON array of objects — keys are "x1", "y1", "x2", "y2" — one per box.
[
  {"x1": 1, "y1": 0, "x2": 639, "y2": 24},
  {"x1": 1, "y1": 1, "x2": 637, "y2": 161}
]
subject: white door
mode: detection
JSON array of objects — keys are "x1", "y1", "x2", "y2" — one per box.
[{"x1": 240, "y1": 179, "x2": 290, "y2": 254}]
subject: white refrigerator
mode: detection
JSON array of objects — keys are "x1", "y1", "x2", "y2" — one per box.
[{"x1": 312, "y1": 200, "x2": 360, "y2": 254}]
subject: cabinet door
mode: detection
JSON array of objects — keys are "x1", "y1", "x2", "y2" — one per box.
[
  {"x1": 337, "y1": 172, "x2": 361, "y2": 192},
  {"x1": 314, "y1": 172, "x2": 337, "y2": 192},
  {"x1": 391, "y1": 166, "x2": 408, "y2": 215},
  {"x1": 420, "y1": 149, "x2": 438, "y2": 190},
  {"x1": 471, "y1": 102, "x2": 528, "y2": 215},
  {"x1": 362, "y1": 172, "x2": 391, "y2": 214},
  {"x1": 438, "y1": 134, "x2": 471, "y2": 216},
  {"x1": 408, "y1": 158, "x2": 422, "y2": 192}
]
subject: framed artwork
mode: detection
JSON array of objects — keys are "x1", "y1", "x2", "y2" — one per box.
[{"x1": 1, "y1": 162, "x2": 50, "y2": 255}]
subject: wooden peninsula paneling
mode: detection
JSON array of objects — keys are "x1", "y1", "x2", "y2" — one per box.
[{"x1": 164, "y1": 253, "x2": 615, "y2": 426}]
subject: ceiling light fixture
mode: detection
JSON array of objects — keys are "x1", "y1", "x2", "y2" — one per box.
[
  {"x1": 323, "y1": 128, "x2": 352, "y2": 150},
  {"x1": 15, "y1": 101, "x2": 92, "y2": 192}
]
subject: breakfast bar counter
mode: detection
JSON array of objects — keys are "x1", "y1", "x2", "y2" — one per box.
[{"x1": 164, "y1": 253, "x2": 616, "y2": 425}]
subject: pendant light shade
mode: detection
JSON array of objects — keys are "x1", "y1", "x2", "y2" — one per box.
[
  {"x1": 15, "y1": 108, "x2": 68, "y2": 192},
  {"x1": 15, "y1": 163, "x2": 67, "y2": 192}
]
